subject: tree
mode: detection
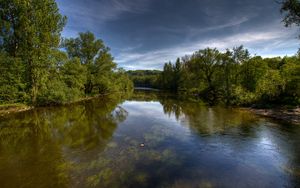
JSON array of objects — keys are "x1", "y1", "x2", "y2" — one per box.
[
  {"x1": 240, "y1": 56, "x2": 268, "y2": 92},
  {"x1": 61, "y1": 58, "x2": 87, "y2": 95},
  {"x1": 173, "y1": 58, "x2": 182, "y2": 91},
  {"x1": 255, "y1": 70, "x2": 286, "y2": 102},
  {"x1": 0, "y1": 0, "x2": 66, "y2": 104},
  {"x1": 220, "y1": 50, "x2": 234, "y2": 104},
  {"x1": 281, "y1": 0, "x2": 300, "y2": 27},
  {"x1": 36, "y1": 51, "x2": 86, "y2": 105},
  {"x1": 63, "y1": 32, "x2": 117, "y2": 95},
  {"x1": 281, "y1": 56, "x2": 300, "y2": 104},
  {"x1": 159, "y1": 62, "x2": 174, "y2": 90},
  {"x1": 190, "y1": 48, "x2": 223, "y2": 101},
  {"x1": 0, "y1": 52, "x2": 27, "y2": 103},
  {"x1": 93, "y1": 48, "x2": 116, "y2": 93}
]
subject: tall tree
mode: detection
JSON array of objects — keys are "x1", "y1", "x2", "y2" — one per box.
[
  {"x1": 173, "y1": 58, "x2": 182, "y2": 91},
  {"x1": 63, "y1": 32, "x2": 117, "y2": 94},
  {"x1": 0, "y1": 0, "x2": 66, "y2": 103},
  {"x1": 191, "y1": 48, "x2": 222, "y2": 91}
]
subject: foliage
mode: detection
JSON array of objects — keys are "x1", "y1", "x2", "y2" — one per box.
[
  {"x1": 0, "y1": 53, "x2": 27, "y2": 103},
  {"x1": 158, "y1": 46, "x2": 300, "y2": 106},
  {"x1": 0, "y1": 0, "x2": 67, "y2": 104},
  {"x1": 127, "y1": 70, "x2": 161, "y2": 88},
  {"x1": 62, "y1": 32, "x2": 122, "y2": 95},
  {"x1": 0, "y1": 0, "x2": 133, "y2": 106}
]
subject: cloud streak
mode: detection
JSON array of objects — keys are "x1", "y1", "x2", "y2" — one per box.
[
  {"x1": 58, "y1": 0, "x2": 151, "y2": 36},
  {"x1": 58, "y1": 0, "x2": 300, "y2": 70},
  {"x1": 115, "y1": 24, "x2": 298, "y2": 70}
]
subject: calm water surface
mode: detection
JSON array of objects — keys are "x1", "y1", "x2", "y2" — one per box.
[{"x1": 0, "y1": 91, "x2": 300, "y2": 188}]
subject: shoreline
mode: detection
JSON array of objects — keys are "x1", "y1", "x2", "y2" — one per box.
[
  {"x1": 1, "y1": 98, "x2": 299, "y2": 125},
  {"x1": 0, "y1": 104, "x2": 33, "y2": 116},
  {"x1": 0, "y1": 91, "x2": 130, "y2": 117},
  {"x1": 0, "y1": 94, "x2": 107, "y2": 116},
  {"x1": 246, "y1": 107, "x2": 300, "y2": 125}
]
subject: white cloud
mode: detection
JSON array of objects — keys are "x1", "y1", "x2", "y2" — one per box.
[{"x1": 116, "y1": 23, "x2": 299, "y2": 70}]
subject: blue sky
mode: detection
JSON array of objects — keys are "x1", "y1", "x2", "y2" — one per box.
[{"x1": 57, "y1": 0, "x2": 299, "y2": 70}]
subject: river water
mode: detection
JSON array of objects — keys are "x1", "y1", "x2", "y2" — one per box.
[{"x1": 0, "y1": 90, "x2": 299, "y2": 188}]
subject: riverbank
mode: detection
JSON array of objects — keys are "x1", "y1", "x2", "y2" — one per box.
[
  {"x1": 1, "y1": 95, "x2": 299, "y2": 125},
  {"x1": 247, "y1": 107, "x2": 300, "y2": 125},
  {"x1": 0, "y1": 93, "x2": 127, "y2": 116},
  {"x1": 0, "y1": 96, "x2": 101, "y2": 116},
  {"x1": 0, "y1": 104, "x2": 33, "y2": 116}
]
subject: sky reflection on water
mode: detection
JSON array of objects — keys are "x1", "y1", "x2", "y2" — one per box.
[{"x1": 0, "y1": 91, "x2": 299, "y2": 188}]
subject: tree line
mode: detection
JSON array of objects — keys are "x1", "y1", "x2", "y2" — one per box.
[
  {"x1": 0, "y1": 0, "x2": 133, "y2": 106},
  {"x1": 156, "y1": 47, "x2": 299, "y2": 106}
]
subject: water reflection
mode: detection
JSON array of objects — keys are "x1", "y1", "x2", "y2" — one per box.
[
  {"x1": 0, "y1": 95, "x2": 128, "y2": 188},
  {"x1": 0, "y1": 90, "x2": 299, "y2": 188}
]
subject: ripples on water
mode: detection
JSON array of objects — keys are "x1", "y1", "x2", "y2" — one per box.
[{"x1": 0, "y1": 90, "x2": 299, "y2": 188}]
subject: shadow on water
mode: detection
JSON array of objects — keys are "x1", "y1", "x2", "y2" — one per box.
[{"x1": 0, "y1": 90, "x2": 300, "y2": 188}]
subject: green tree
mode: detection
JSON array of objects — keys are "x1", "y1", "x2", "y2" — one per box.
[
  {"x1": 220, "y1": 50, "x2": 234, "y2": 104},
  {"x1": 190, "y1": 48, "x2": 223, "y2": 101},
  {"x1": 0, "y1": 52, "x2": 27, "y2": 103},
  {"x1": 255, "y1": 70, "x2": 286, "y2": 102},
  {"x1": 61, "y1": 58, "x2": 87, "y2": 99},
  {"x1": 0, "y1": 0, "x2": 66, "y2": 104},
  {"x1": 240, "y1": 56, "x2": 268, "y2": 92},
  {"x1": 281, "y1": 56, "x2": 300, "y2": 104},
  {"x1": 173, "y1": 58, "x2": 182, "y2": 91},
  {"x1": 159, "y1": 62, "x2": 175, "y2": 90},
  {"x1": 63, "y1": 32, "x2": 118, "y2": 95},
  {"x1": 93, "y1": 48, "x2": 116, "y2": 93}
]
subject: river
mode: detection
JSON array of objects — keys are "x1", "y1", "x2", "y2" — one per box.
[{"x1": 0, "y1": 90, "x2": 299, "y2": 188}]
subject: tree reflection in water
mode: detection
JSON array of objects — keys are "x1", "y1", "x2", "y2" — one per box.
[
  {"x1": 0, "y1": 94, "x2": 128, "y2": 188},
  {"x1": 0, "y1": 90, "x2": 299, "y2": 188}
]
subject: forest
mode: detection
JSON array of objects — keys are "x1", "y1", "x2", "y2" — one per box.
[{"x1": 0, "y1": 0, "x2": 133, "y2": 106}]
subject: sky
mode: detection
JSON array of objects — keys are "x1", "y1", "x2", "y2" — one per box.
[{"x1": 57, "y1": 0, "x2": 299, "y2": 70}]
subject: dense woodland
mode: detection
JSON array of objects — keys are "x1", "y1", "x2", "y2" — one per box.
[
  {"x1": 156, "y1": 47, "x2": 299, "y2": 106},
  {"x1": 0, "y1": 0, "x2": 299, "y2": 107},
  {"x1": 0, "y1": 0, "x2": 133, "y2": 106}
]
